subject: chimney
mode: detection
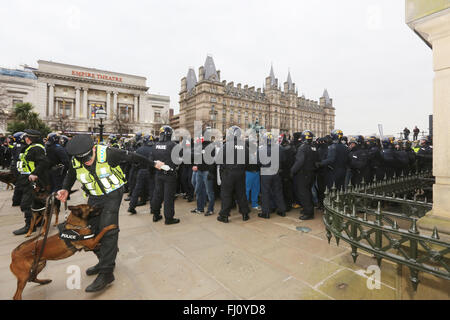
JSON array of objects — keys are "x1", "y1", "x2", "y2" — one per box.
[
  {"x1": 199, "y1": 66, "x2": 205, "y2": 81},
  {"x1": 237, "y1": 83, "x2": 241, "y2": 90},
  {"x1": 181, "y1": 77, "x2": 187, "y2": 92},
  {"x1": 217, "y1": 70, "x2": 221, "y2": 81}
]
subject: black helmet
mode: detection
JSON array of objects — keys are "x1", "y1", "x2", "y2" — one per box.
[
  {"x1": 135, "y1": 132, "x2": 143, "y2": 141},
  {"x1": 143, "y1": 134, "x2": 154, "y2": 145},
  {"x1": 159, "y1": 126, "x2": 173, "y2": 142},
  {"x1": 331, "y1": 129, "x2": 344, "y2": 142},
  {"x1": 109, "y1": 134, "x2": 118, "y2": 144},
  {"x1": 23, "y1": 129, "x2": 41, "y2": 143},
  {"x1": 381, "y1": 137, "x2": 392, "y2": 148},
  {"x1": 46, "y1": 132, "x2": 59, "y2": 146},
  {"x1": 301, "y1": 130, "x2": 314, "y2": 143},
  {"x1": 227, "y1": 126, "x2": 242, "y2": 139}
]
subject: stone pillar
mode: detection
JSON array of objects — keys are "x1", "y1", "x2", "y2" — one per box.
[
  {"x1": 106, "y1": 91, "x2": 112, "y2": 120},
  {"x1": 75, "y1": 87, "x2": 81, "y2": 119},
  {"x1": 113, "y1": 92, "x2": 118, "y2": 120},
  {"x1": 411, "y1": 8, "x2": 450, "y2": 235},
  {"x1": 83, "y1": 88, "x2": 88, "y2": 119},
  {"x1": 134, "y1": 95, "x2": 139, "y2": 123},
  {"x1": 48, "y1": 84, "x2": 55, "y2": 118}
]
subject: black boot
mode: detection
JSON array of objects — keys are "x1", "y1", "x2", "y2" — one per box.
[
  {"x1": 86, "y1": 264, "x2": 100, "y2": 276},
  {"x1": 258, "y1": 213, "x2": 270, "y2": 219},
  {"x1": 128, "y1": 207, "x2": 137, "y2": 215},
  {"x1": 85, "y1": 273, "x2": 114, "y2": 292},
  {"x1": 165, "y1": 218, "x2": 180, "y2": 225},
  {"x1": 300, "y1": 214, "x2": 314, "y2": 221},
  {"x1": 153, "y1": 214, "x2": 162, "y2": 222},
  {"x1": 217, "y1": 215, "x2": 229, "y2": 223},
  {"x1": 277, "y1": 212, "x2": 286, "y2": 217},
  {"x1": 13, "y1": 218, "x2": 31, "y2": 236},
  {"x1": 242, "y1": 214, "x2": 250, "y2": 221}
]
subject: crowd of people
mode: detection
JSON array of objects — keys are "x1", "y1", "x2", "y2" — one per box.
[{"x1": 0, "y1": 126, "x2": 433, "y2": 292}]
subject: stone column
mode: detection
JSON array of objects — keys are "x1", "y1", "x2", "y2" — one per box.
[
  {"x1": 83, "y1": 88, "x2": 89, "y2": 119},
  {"x1": 48, "y1": 84, "x2": 55, "y2": 118},
  {"x1": 113, "y1": 92, "x2": 118, "y2": 120},
  {"x1": 106, "y1": 91, "x2": 112, "y2": 120},
  {"x1": 134, "y1": 95, "x2": 139, "y2": 123},
  {"x1": 412, "y1": 9, "x2": 450, "y2": 235},
  {"x1": 75, "y1": 87, "x2": 81, "y2": 119}
]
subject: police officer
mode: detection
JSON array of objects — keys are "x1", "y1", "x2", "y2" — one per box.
[
  {"x1": 13, "y1": 129, "x2": 50, "y2": 235},
  {"x1": 404, "y1": 140, "x2": 416, "y2": 175},
  {"x1": 379, "y1": 138, "x2": 396, "y2": 180},
  {"x1": 128, "y1": 134, "x2": 156, "y2": 215},
  {"x1": 291, "y1": 130, "x2": 317, "y2": 220},
  {"x1": 10, "y1": 132, "x2": 25, "y2": 207},
  {"x1": 416, "y1": 136, "x2": 432, "y2": 172},
  {"x1": 149, "y1": 126, "x2": 180, "y2": 225},
  {"x1": 216, "y1": 126, "x2": 250, "y2": 223},
  {"x1": 347, "y1": 135, "x2": 371, "y2": 186},
  {"x1": 45, "y1": 132, "x2": 70, "y2": 195},
  {"x1": 367, "y1": 135, "x2": 383, "y2": 181},
  {"x1": 125, "y1": 133, "x2": 143, "y2": 201},
  {"x1": 258, "y1": 132, "x2": 286, "y2": 219},
  {"x1": 316, "y1": 129, "x2": 349, "y2": 191},
  {"x1": 57, "y1": 134, "x2": 154, "y2": 292},
  {"x1": 316, "y1": 135, "x2": 331, "y2": 210},
  {"x1": 108, "y1": 134, "x2": 120, "y2": 149}
]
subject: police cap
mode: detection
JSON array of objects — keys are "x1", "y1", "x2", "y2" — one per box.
[{"x1": 65, "y1": 135, "x2": 95, "y2": 156}]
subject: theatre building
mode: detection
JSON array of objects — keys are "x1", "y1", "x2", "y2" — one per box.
[{"x1": 0, "y1": 60, "x2": 170, "y2": 135}]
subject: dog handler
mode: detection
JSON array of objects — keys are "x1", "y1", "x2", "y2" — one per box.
[{"x1": 57, "y1": 135, "x2": 163, "y2": 293}]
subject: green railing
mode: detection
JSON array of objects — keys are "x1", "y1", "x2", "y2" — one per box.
[{"x1": 323, "y1": 171, "x2": 450, "y2": 290}]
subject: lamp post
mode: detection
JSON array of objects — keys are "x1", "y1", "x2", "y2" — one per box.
[{"x1": 95, "y1": 108, "x2": 107, "y2": 144}]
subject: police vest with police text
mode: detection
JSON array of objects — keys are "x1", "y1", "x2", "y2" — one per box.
[
  {"x1": 72, "y1": 145, "x2": 126, "y2": 196},
  {"x1": 17, "y1": 144, "x2": 46, "y2": 175}
]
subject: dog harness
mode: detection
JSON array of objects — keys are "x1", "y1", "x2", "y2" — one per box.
[
  {"x1": 17, "y1": 144, "x2": 46, "y2": 175},
  {"x1": 58, "y1": 222, "x2": 95, "y2": 252},
  {"x1": 72, "y1": 145, "x2": 126, "y2": 196}
]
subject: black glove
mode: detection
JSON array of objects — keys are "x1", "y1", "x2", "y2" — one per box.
[{"x1": 315, "y1": 162, "x2": 322, "y2": 169}]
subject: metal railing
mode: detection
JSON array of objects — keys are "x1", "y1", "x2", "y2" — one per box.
[{"x1": 323, "y1": 171, "x2": 450, "y2": 291}]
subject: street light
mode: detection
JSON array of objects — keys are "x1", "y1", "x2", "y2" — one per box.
[{"x1": 95, "y1": 107, "x2": 107, "y2": 143}]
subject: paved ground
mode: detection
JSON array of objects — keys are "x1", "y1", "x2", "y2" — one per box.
[{"x1": 0, "y1": 184, "x2": 447, "y2": 300}]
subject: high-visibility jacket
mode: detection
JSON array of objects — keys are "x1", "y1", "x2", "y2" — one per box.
[
  {"x1": 72, "y1": 145, "x2": 126, "y2": 196},
  {"x1": 17, "y1": 144, "x2": 45, "y2": 175}
]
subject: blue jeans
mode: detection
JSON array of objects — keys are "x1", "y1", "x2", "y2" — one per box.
[
  {"x1": 246, "y1": 171, "x2": 260, "y2": 208},
  {"x1": 195, "y1": 170, "x2": 215, "y2": 212}
]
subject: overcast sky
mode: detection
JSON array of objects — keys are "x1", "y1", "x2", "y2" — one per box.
[{"x1": 0, "y1": 0, "x2": 433, "y2": 136}]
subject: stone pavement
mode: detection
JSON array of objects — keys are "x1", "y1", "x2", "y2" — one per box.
[{"x1": 0, "y1": 184, "x2": 448, "y2": 300}]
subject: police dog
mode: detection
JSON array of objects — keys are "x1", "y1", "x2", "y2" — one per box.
[
  {"x1": 10, "y1": 204, "x2": 117, "y2": 300},
  {"x1": 0, "y1": 171, "x2": 16, "y2": 190},
  {"x1": 25, "y1": 184, "x2": 76, "y2": 238}
]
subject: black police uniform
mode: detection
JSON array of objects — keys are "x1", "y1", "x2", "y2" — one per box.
[
  {"x1": 149, "y1": 138, "x2": 179, "y2": 224},
  {"x1": 347, "y1": 144, "x2": 371, "y2": 186},
  {"x1": 46, "y1": 142, "x2": 70, "y2": 193},
  {"x1": 316, "y1": 138, "x2": 330, "y2": 209},
  {"x1": 291, "y1": 140, "x2": 316, "y2": 219},
  {"x1": 216, "y1": 136, "x2": 250, "y2": 222},
  {"x1": 63, "y1": 135, "x2": 152, "y2": 291},
  {"x1": 129, "y1": 142, "x2": 155, "y2": 213},
  {"x1": 393, "y1": 147, "x2": 409, "y2": 177},
  {"x1": 13, "y1": 130, "x2": 50, "y2": 235},
  {"x1": 258, "y1": 142, "x2": 286, "y2": 218},
  {"x1": 416, "y1": 144, "x2": 432, "y2": 172},
  {"x1": 11, "y1": 141, "x2": 24, "y2": 206},
  {"x1": 379, "y1": 145, "x2": 396, "y2": 180},
  {"x1": 319, "y1": 141, "x2": 349, "y2": 190}
]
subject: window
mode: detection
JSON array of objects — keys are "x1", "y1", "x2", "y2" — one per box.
[
  {"x1": 90, "y1": 102, "x2": 106, "y2": 119},
  {"x1": 119, "y1": 104, "x2": 132, "y2": 122},
  {"x1": 12, "y1": 99, "x2": 23, "y2": 106},
  {"x1": 57, "y1": 99, "x2": 74, "y2": 118},
  {"x1": 155, "y1": 112, "x2": 161, "y2": 123}
]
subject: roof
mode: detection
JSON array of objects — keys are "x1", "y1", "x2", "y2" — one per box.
[
  {"x1": 186, "y1": 68, "x2": 197, "y2": 91},
  {"x1": 269, "y1": 65, "x2": 276, "y2": 86},
  {"x1": 0, "y1": 68, "x2": 37, "y2": 80},
  {"x1": 204, "y1": 56, "x2": 219, "y2": 81},
  {"x1": 287, "y1": 71, "x2": 293, "y2": 91},
  {"x1": 322, "y1": 89, "x2": 331, "y2": 105}
]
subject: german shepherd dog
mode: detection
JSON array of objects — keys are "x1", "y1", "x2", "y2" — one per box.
[
  {"x1": 10, "y1": 204, "x2": 117, "y2": 300},
  {"x1": 0, "y1": 171, "x2": 16, "y2": 190}
]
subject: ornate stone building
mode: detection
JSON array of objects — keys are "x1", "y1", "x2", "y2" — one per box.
[
  {"x1": 0, "y1": 61, "x2": 170, "y2": 135},
  {"x1": 179, "y1": 56, "x2": 335, "y2": 137}
]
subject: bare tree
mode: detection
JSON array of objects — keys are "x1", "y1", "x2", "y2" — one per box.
[
  {"x1": 158, "y1": 110, "x2": 171, "y2": 126},
  {"x1": 53, "y1": 115, "x2": 74, "y2": 134},
  {"x1": 112, "y1": 113, "x2": 131, "y2": 136}
]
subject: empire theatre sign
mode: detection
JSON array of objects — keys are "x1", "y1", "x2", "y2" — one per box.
[{"x1": 71, "y1": 70, "x2": 123, "y2": 83}]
